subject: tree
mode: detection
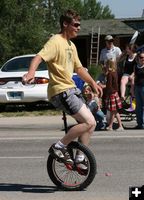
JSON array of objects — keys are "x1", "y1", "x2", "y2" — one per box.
[
  {"x1": 81, "y1": 0, "x2": 114, "y2": 19},
  {"x1": 43, "y1": 0, "x2": 114, "y2": 32},
  {"x1": 42, "y1": 0, "x2": 83, "y2": 32},
  {"x1": 0, "y1": 0, "x2": 45, "y2": 65}
]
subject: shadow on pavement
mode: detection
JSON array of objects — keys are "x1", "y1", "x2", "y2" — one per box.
[{"x1": 0, "y1": 183, "x2": 59, "y2": 193}]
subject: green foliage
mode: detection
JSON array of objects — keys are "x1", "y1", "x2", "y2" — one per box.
[
  {"x1": 42, "y1": 0, "x2": 84, "y2": 31},
  {"x1": 81, "y1": 0, "x2": 114, "y2": 19},
  {"x1": 88, "y1": 64, "x2": 102, "y2": 80},
  {"x1": 0, "y1": 0, "x2": 46, "y2": 65}
]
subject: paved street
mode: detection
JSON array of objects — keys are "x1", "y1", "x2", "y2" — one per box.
[{"x1": 0, "y1": 115, "x2": 144, "y2": 200}]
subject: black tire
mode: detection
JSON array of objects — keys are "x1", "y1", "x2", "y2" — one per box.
[
  {"x1": 47, "y1": 141, "x2": 97, "y2": 191},
  {"x1": 0, "y1": 104, "x2": 6, "y2": 112}
]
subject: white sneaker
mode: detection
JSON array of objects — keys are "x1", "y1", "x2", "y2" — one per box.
[
  {"x1": 75, "y1": 155, "x2": 88, "y2": 170},
  {"x1": 75, "y1": 158, "x2": 88, "y2": 176},
  {"x1": 106, "y1": 127, "x2": 113, "y2": 131},
  {"x1": 116, "y1": 127, "x2": 124, "y2": 131}
]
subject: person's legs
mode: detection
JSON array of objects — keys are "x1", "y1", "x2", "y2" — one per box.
[
  {"x1": 115, "y1": 112, "x2": 123, "y2": 128},
  {"x1": 135, "y1": 86, "x2": 144, "y2": 128},
  {"x1": 95, "y1": 110, "x2": 105, "y2": 129},
  {"x1": 106, "y1": 111, "x2": 115, "y2": 130},
  {"x1": 61, "y1": 104, "x2": 96, "y2": 146},
  {"x1": 60, "y1": 104, "x2": 96, "y2": 165},
  {"x1": 49, "y1": 88, "x2": 96, "y2": 163},
  {"x1": 135, "y1": 86, "x2": 142, "y2": 127},
  {"x1": 129, "y1": 76, "x2": 135, "y2": 98},
  {"x1": 95, "y1": 110, "x2": 105, "y2": 122},
  {"x1": 142, "y1": 86, "x2": 144, "y2": 128},
  {"x1": 120, "y1": 75, "x2": 129, "y2": 99}
]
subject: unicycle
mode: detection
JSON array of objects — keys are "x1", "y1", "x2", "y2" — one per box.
[{"x1": 47, "y1": 112, "x2": 97, "y2": 190}]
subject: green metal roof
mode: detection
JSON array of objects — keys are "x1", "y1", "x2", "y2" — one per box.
[{"x1": 79, "y1": 19, "x2": 136, "y2": 36}]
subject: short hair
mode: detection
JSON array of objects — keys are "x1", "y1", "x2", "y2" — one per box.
[{"x1": 60, "y1": 9, "x2": 80, "y2": 29}]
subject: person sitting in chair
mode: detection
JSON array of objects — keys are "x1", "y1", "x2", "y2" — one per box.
[
  {"x1": 82, "y1": 84, "x2": 106, "y2": 130},
  {"x1": 120, "y1": 44, "x2": 137, "y2": 101}
]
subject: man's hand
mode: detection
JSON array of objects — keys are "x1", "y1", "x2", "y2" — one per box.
[
  {"x1": 94, "y1": 83, "x2": 103, "y2": 98},
  {"x1": 22, "y1": 55, "x2": 42, "y2": 84},
  {"x1": 22, "y1": 73, "x2": 35, "y2": 84}
]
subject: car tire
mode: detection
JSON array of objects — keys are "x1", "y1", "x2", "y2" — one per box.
[{"x1": 0, "y1": 104, "x2": 6, "y2": 112}]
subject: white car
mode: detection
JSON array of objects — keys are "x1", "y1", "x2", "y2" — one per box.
[
  {"x1": 0, "y1": 55, "x2": 49, "y2": 110},
  {"x1": 0, "y1": 54, "x2": 85, "y2": 110}
]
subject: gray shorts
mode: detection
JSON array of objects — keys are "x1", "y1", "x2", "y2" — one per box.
[{"x1": 50, "y1": 88, "x2": 85, "y2": 115}]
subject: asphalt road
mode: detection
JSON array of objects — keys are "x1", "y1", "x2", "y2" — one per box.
[{"x1": 0, "y1": 115, "x2": 144, "y2": 200}]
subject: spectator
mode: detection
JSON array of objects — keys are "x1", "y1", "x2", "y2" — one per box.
[
  {"x1": 82, "y1": 84, "x2": 106, "y2": 130},
  {"x1": 134, "y1": 52, "x2": 144, "y2": 129},
  {"x1": 120, "y1": 44, "x2": 137, "y2": 101},
  {"x1": 105, "y1": 59, "x2": 124, "y2": 131},
  {"x1": 99, "y1": 35, "x2": 122, "y2": 67}
]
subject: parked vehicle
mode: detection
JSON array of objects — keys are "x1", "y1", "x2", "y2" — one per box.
[
  {"x1": 0, "y1": 55, "x2": 85, "y2": 111},
  {"x1": 0, "y1": 55, "x2": 49, "y2": 111}
]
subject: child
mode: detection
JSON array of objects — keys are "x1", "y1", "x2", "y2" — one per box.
[
  {"x1": 82, "y1": 84, "x2": 106, "y2": 130},
  {"x1": 105, "y1": 59, "x2": 124, "y2": 131}
]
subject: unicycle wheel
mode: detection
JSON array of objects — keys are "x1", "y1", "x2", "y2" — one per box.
[{"x1": 47, "y1": 141, "x2": 97, "y2": 190}]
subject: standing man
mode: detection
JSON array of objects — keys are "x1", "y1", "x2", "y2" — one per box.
[
  {"x1": 99, "y1": 35, "x2": 122, "y2": 67},
  {"x1": 23, "y1": 9, "x2": 102, "y2": 164}
]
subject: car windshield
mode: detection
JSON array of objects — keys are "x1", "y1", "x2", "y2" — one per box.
[{"x1": 1, "y1": 56, "x2": 47, "y2": 72}]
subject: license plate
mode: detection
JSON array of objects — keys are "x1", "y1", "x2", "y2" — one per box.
[{"x1": 8, "y1": 92, "x2": 22, "y2": 100}]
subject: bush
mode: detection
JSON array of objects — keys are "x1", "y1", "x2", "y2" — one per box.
[{"x1": 88, "y1": 64, "x2": 102, "y2": 80}]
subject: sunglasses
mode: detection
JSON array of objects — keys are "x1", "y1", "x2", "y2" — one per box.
[
  {"x1": 71, "y1": 23, "x2": 81, "y2": 28},
  {"x1": 139, "y1": 56, "x2": 144, "y2": 59}
]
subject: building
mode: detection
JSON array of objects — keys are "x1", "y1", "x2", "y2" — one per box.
[
  {"x1": 72, "y1": 18, "x2": 144, "y2": 68},
  {"x1": 122, "y1": 18, "x2": 144, "y2": 45}
]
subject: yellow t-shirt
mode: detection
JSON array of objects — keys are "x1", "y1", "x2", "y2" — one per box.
[{"x1": 38, "y1": 34, "x2": 82, "y2": 100}]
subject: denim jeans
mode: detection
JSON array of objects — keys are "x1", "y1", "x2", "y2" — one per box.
[
  {"x1": 88, "y1": 101, "x2": 105, "y2": 128},
  {"x1": 135, "y1": 85, "x2": 144, "y2": 128},
  {"x1": 95, "y1": 110, "x2": 105, "y2": 122}
]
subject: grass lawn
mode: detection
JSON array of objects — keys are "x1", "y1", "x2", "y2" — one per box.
[{"x1": 0, "y1": 105, "x2": 61, "y2": 118}]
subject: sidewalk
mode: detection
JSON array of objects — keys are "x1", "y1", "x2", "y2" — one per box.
[
  {"x1": 0, "y1": 114, "x2": 143, "y2": 140},
  {"x1": 0, "y1": 114, "x2": 137, "y2": 128}
]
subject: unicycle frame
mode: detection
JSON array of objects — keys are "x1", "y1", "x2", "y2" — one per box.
[{"x1": 62, "y1": 111, "x2": 68, "y2": 134}]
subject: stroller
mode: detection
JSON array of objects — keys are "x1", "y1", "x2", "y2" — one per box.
[{"x1": 120, "y1": 84, "x2": 136, "y2": 121}]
